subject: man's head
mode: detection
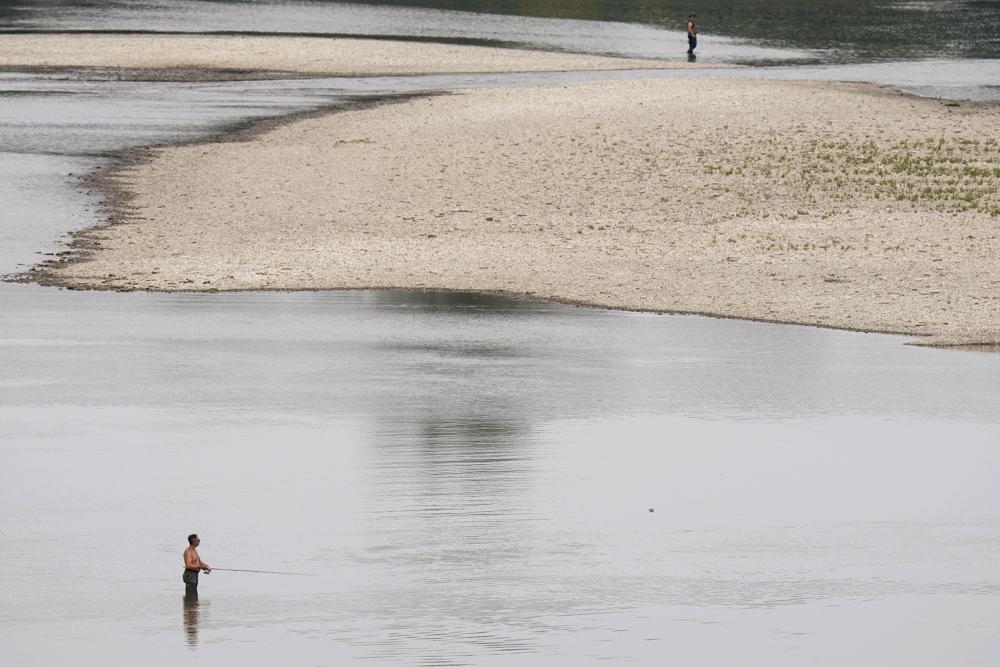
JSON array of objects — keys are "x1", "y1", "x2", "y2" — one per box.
[{"x1": 188, "y1": 533, "x2": 199, "y2": 546}]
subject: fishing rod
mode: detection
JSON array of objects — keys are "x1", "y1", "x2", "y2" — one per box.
[{"x1": 211, "y1": 568, "x2": 317, "y2": 577}]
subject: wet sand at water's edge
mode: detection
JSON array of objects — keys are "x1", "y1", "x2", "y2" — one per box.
[{"x1": 7, "y1": 35, "x2": 1000, "y2": 346}]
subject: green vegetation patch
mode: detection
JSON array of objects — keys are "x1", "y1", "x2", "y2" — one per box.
[{"x1": 703, "y1": 135, "x2": 1000, "y2": 218}]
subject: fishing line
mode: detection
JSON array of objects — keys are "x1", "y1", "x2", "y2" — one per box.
[{"x1": 212, "y1": 568, "x2": 316, "y2": 577}]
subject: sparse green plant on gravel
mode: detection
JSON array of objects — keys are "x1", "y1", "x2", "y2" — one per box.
[{"x1": 701, "y1": 135, "x2": 999, "y2": 217}]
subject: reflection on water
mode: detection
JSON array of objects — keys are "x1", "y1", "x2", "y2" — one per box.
[
  {"x1": 370, "y1": 289, "x2": 537, "y2": 311},
  {"x1": 182, "y1": 596, "x2": 200, "y2": 648}
]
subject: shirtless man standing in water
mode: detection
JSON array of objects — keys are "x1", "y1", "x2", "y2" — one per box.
[{"x1": 183, "y1": 533, "x2": 212, "y2": 599}]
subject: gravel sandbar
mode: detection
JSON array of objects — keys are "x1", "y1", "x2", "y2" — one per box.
[{"x1": 27, "y1": 77, "x2": 1000, "y2": 346}]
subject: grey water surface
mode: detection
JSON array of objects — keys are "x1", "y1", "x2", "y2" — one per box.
[
  {"x1": 3, "y1": 284, "x2": 1000, "y2": 666},
  {"x1": 2, "y1": 2, "x2": 1000, "y2": 666}
]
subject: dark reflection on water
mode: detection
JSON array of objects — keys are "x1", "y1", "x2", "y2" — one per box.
[
  {"x1": 3, "y1": 285, "x2": 999, "y2": 422},
  {"x1": 182, "y1": 596, "x2": 200, "y2": 648},
  {"x1": 370, "y1": 288, "x2": 542, "y2": 312}
]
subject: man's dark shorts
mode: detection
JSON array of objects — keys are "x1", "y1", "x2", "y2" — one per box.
[{"x1": 183, "y1": 569, "x2": 199, "y2": 586}]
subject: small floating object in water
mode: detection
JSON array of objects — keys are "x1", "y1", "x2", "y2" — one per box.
[{"x1": 648, "y1": 507, "x2": 655, "y2": 513}]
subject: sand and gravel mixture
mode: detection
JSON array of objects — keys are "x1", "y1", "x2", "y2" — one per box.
[
  {"x1": 0, "y1": 33, "x2": 692, "y2": 77},
  {"x1": 21, "y1": 70, "x2": 1000, "y2": 345}
]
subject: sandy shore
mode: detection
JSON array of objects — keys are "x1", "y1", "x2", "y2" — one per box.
[
  {"x1": 0, "y1": 34, "x2": 694, "y2": 77},
  {"x1": 19, "y1": 62, "x2": 1000, "y2": 345}
]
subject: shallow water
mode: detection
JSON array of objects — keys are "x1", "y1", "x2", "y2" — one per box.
[
  {"x1": 2, "y1": 0, "x2": 997, "y2": 97},
  {"x1": 0, "y1": 0, "x2": 811, "y2": 64},
  {"x1": 347, "y1": 0, "x2": 1000, "y2": 62},
  {"x1": 3, "y1": 0, "x2": 1000, "y2": 62},
  {"x1": 3, "y1": 285, "x2": 1000, "y2": 666},
  {"x1": 2, "y1": 2, "x2": 1000, "y2": 665}
]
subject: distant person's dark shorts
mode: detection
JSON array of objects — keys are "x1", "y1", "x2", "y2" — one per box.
[
  {"x1": 688, "y1": 36, "x2": 697, "y2": 52},
  {"x1": 183, "y1": 569, "x2": 199, "y2": 586}
]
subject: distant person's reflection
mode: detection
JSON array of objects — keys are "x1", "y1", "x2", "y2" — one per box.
[{"x1": 183, "y1": 593, "x2": 200, "y2": 648}]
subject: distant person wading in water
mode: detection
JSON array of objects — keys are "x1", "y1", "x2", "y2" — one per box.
[
  {"x1": 183, "y1": 533, "x2": 212, "y2": 599},
  {"x1": 687, "y1": 14, "x2": 698, "y2": 56}
]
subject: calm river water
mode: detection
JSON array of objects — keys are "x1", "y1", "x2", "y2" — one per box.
[
  {"x1": 3, "y1": 284, "x2": 999, "y2": 666},
  {"x1": 1, "y1": 2, "x2": 1000, "y2": 665}
]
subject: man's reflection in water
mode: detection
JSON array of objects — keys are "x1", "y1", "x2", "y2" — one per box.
[{"x1": 183, "y1": 592, "x2": 200, "y2": 648}]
